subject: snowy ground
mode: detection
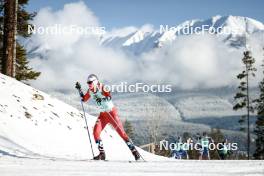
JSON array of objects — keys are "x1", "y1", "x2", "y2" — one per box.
[
  {"x1": 0, "y1": 156, "x2": 264, "y2": 176},
  {"x1": 0, "y1": 74, "x2": 263, "y2": 176}
]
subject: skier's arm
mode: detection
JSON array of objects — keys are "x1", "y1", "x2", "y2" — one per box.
[
  {"x1": 82, "y1": 91, "x2": 91, "y2": 102},
  {"x1": 75, "y1": 82, "x2": 90, "y2": 101},
  {"x1": 102, "y1": 85, "x2": 111, "y2": 99}
]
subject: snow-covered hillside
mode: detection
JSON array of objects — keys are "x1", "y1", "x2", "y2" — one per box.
[
  {"x1": 114, "y1": 92, "x2": 182, "y2": 121},
  {"x1": 0, "y1": 73, "x2": 164, "y2": 161},
  {"x1": 173, "y1": 95, "x2": 241, "y2": 119}
]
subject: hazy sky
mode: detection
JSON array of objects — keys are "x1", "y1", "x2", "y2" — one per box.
[{"x1": 27, "y1": 0, "x2": 264, "y2": 29}]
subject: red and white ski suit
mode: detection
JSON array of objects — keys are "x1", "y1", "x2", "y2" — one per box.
[{"x1": 82, "y1": 85, "x2": 129, "y2": 142}]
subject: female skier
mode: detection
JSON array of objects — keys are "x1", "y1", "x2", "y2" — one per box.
[{"x1": 76, "y1": 74, "x2": 140, "y2": 160}]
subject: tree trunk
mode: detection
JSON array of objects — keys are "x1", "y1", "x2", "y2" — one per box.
[
  {"x1": 246, "y1": 65, "x2": 250, "y2": 160},
  {"x1": 2, "y1": 0, "x2": 17, "y2": 77}
]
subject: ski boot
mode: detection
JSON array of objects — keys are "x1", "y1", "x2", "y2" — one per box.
[
  {"x1": 131, "y1": 148, "x2": 140, "y2": 160},
  {"x1": 94, "y1": 140, "x2": 106, "y2": 160},
  {"x1": 93, "y1": 151, "x2": 106, "y2": 160},
  {"x1": 126, "y1": 141, "x2": 141, "y2": 161}
]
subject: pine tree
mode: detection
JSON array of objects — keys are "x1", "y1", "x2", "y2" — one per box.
[
  {"x1": 253, "y1": 50, "x2": 264, "y2": 159},
  {"x1": 15, "y1": 43, "x2": 40, "y2": 81},
  {"x1": 233, "y1": 51, "x2": 257, "y2": 159},
  {"x1": 123, "y1": 120, "x2": 135, "y2": 141},
  {"x1": 0, "y1": 0, "x2": 40, "y2": 81}
]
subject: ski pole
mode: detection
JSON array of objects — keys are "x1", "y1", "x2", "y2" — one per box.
[
  {"x1": 106, "y1": 111, "x2": 146, "y2": 161},
  {"x1": 76, "y1": 84, "x2": 95, "y2": 159},
  {"x1": 80, "y1": 99, "x2": 95, "y2": 158}
]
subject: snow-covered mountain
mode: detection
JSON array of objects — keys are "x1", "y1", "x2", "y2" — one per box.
[
  {"x1": 101, "y1": 15, "x2": 264, "y2": 55},
  {"x1": 26, "y1": 15, "x2": 264, "y2": 57},
  {"x1": 0, "y1": 73, "x2": 164, "y2": 161}
]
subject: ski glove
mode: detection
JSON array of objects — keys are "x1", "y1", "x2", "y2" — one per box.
[
  {"x1": 75, "y1": 82, "x2": 84, "y2": 98},
  {"x1": 95, "y1": 98, "x2": 102, "y2": 105},
  {"x1": 95, "y1": 97, "x2": 111, "y2": 105},
  {"x1": 75, "y1": 82, "x2": 81, "y2": 90}
]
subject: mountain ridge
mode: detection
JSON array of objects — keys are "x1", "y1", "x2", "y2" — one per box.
[{"x1": 101, "y1": 15, "x2": 264, "y2": 55}]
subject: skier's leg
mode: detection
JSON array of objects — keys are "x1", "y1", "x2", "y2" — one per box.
[
  {"x1": 93, "y1": 113, "x2": 108, "y2": 160},
  {"x1": 219, "y1": 153, "x2": 224, "y2": 160},
  {"x1": 93, "y1": 113, "x2": 109, "y2": 142},
  {"x1": 199, "y1": 150, "x2": 203, "y2": 160},
  {"x1": 108, "y1": 107, "x2": 129, "y2": 141},
  {"x1": 107, "y1": 107, "x2": 140, "y2": 160},
  {"x1": 203, "y1": 148, "x2": 209, "y2": 160}
]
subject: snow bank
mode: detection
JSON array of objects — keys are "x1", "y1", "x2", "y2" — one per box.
[{"x1": 0, "y1": 73, "x2": 165, "y2": 161}]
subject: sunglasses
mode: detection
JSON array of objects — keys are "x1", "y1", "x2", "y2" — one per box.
[{"x1": 87, "y1": 81, "x2": 93, "y2": 84}]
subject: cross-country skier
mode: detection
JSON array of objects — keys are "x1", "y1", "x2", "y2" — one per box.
[
  {"x1": 197, "y1": 132, "x2": 214, "y2": 160},
  {"x1": 171, "y1": 137, "x2": 189, "y2": 159},
  {"x1": 218, "y1": 139, "x2": 229, "y2": 160},
  {"x1": 75, "y1": 74, "x2": 140, "y2": 160}
]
